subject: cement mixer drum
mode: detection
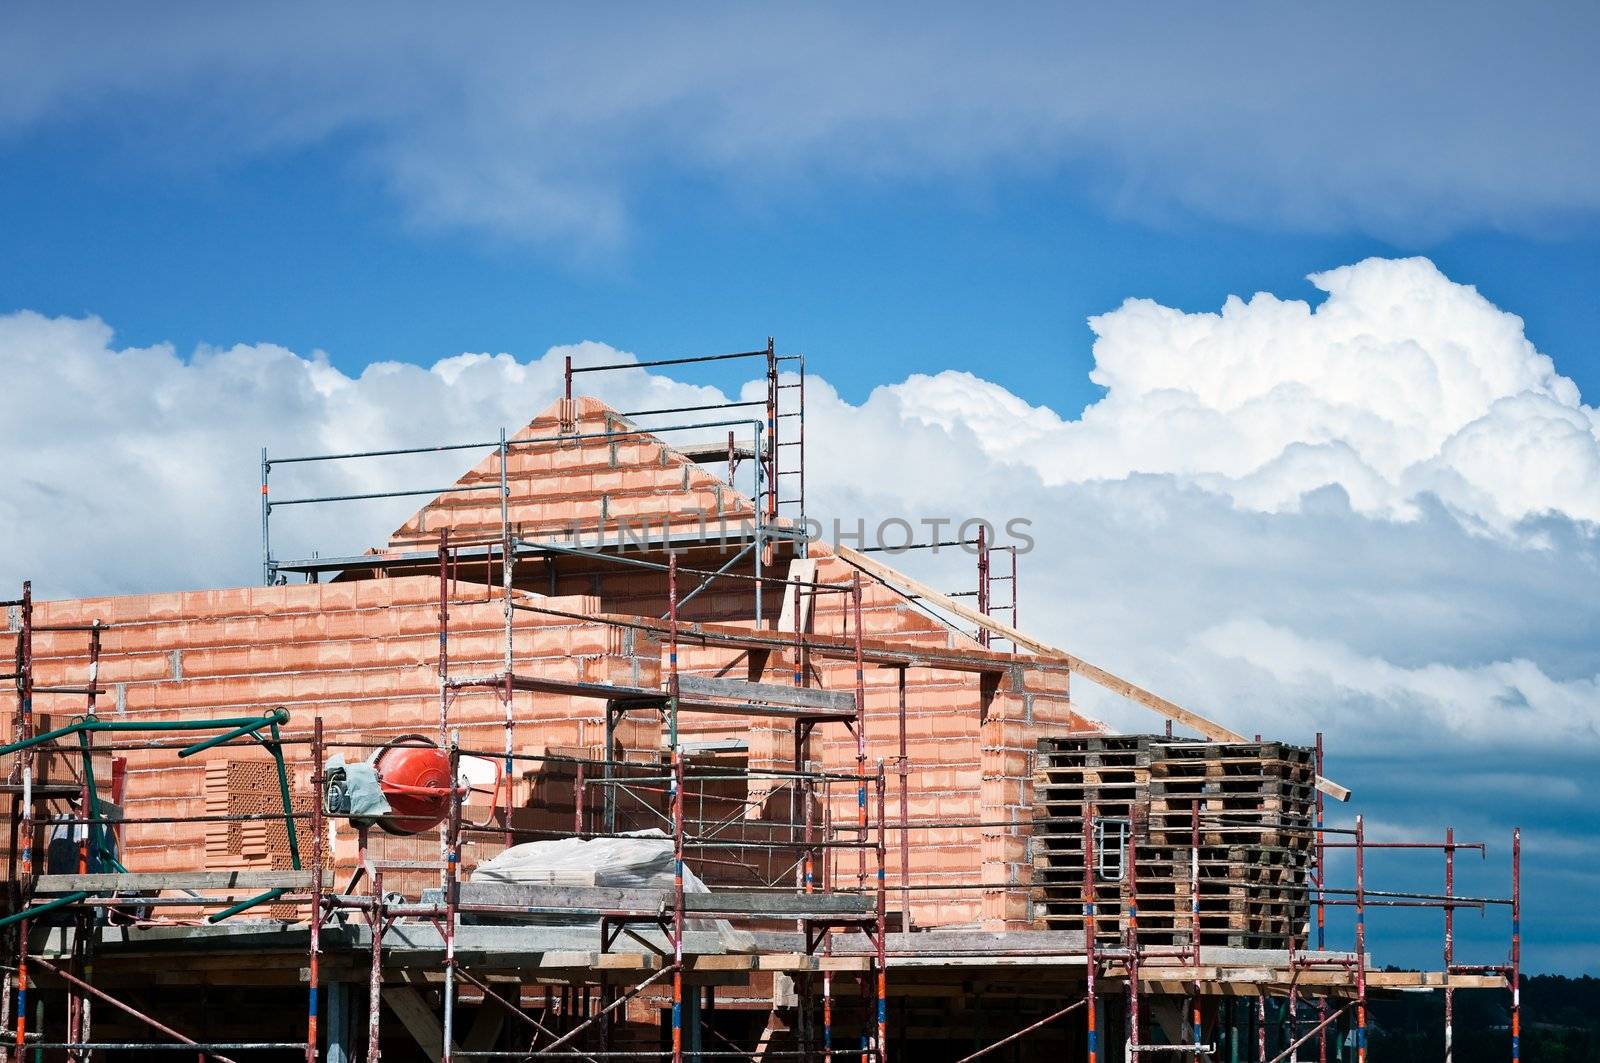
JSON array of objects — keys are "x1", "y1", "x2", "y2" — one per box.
[{"x1": 371, "y1": 736, "x2": 453, "y2": 835}]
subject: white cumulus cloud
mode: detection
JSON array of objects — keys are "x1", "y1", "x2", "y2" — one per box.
[{"x1": 887, "y1": 257, "x2": 1600, "y2": 530}]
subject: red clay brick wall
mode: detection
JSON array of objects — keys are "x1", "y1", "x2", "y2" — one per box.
[{"x1": 4, "y1": 577, "x2": 661, "y2": 895}]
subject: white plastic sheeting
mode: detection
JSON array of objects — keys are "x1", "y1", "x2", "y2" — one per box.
[
  {"x1": 469, "y1": 829, "x2": 752, "y2": 949},
  {"x1": 473, "y1": 828, "x2": 710, "y2": 893}
]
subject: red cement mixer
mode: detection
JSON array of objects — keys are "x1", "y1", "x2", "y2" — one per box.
[
  {"x1": 369, "y1": 736, "x2": 455, "y2": 835},
  {"x1": 324, "y1": 735, "x2": 459, "y2": 835}
]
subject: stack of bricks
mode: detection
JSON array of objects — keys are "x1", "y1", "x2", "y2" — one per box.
[{"x1": 1031, "y1": 735, "x2": 1315, "y2": 949}]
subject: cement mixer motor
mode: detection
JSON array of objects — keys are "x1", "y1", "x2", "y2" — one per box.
[{"x1": 323, "y1": 735, "x2": 457, "y2": 835}]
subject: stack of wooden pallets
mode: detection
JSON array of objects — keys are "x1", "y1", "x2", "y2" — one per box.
[{"x1": 1031, "y1": 735, "x2": 1314, "y2": 950}]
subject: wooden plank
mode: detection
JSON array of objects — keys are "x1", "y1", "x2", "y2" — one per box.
[
  {"x1": 456, "y1": 883, "x2": 666, "y2": 912},
  {"x1": 678, "y1": 673, "x2": 853, "y2": 712},
  {"x1": 833, "y1": 544, "x2": 1351, "y2": 802},
  {"x1": 779, "y1": 558, "x2": 819, "y2": 633},
  {"x1": 35, "y1": 870, "x2": 312, "y2": 892},
  {"x1": 685, "y1": 892, "x2": 874, "y2": 918},
  {"x1": 451, "y1": 882, "x2": 873, "y2": 919}
]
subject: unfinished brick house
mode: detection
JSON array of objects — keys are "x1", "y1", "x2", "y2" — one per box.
[{"x1": 2, "y1": 356, "x2": 1518, "y2": 1062}]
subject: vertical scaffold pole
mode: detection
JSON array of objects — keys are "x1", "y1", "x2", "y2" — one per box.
[
  {"x1": 1510, "y1": 827, "x2": 1521, "y2": 1063},
  {"x1": 368, "y1": 858, "x2": 383, "y2": 1063},
  {"x1": 754, "y1": 420, "x2": 765, "y2": 624},
  {"x1": 437, "y1": 529, "x2": 451, "y2": 896},
  {"x1": 1315, "y1": 733, "x2": 1327, "y2": 1063},
  {"x1": 1192, "y1": 798, "x2": 1203, "y2": 1055},
  {"x1": 765, "y1": 338, "x2": 778, "y2": 530},
  {"x1": 896, "y1": 667, "x2": 910, "y2": 929},
  {"x1": 13, "y1": 582, "x2": 33, "y2": 1056},
  {"x1": 875, "y1": 763, "x2": 888, "y2": 1063},
  {"x1": 1084, "y1": 798, "x2": 1098, "y2": 1063},
  {"x1": 1444, "y1": 826, "x2": 1454, "y2": 1063},
  {"x1": 852, "y1": 572, "x2": 866, "y2": 892},
  {"x1": 1354, "y1": 815, "x2": 1367, "y2": 1063},
  {"x1": 442, "y1": 734, "x2": 461, "y2": 1063},
  {"x1": 499, "y1": 429, "x2": 514, "y2": 850},
  {"x1": 668, "y1": 553, "x2": 685, "y2": 1063},
  {"x1": 1125, "y1": 811, "x2": 1140, "y2": 1056},
  {"x1": 70, "y1": 621, "x2": 101, "y2": 1063},
  {"x1": 823, "y1": 797, "x2": 834, "y2": 1063},
  {"x1": 261, "y1": 448, "x2": 272, "y2": 586},
  {"x1": 976, "y1": 524, "x2": 989, "y2": 649},
  {"x1": 309, "y1": 718, "x2": 324, "y2": 1063},
  {"x1": 797, "y1": 354, "x2": 808, "y2": 558}
]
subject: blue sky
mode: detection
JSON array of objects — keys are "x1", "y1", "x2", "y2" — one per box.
[
  {"x1": 1, "y1": 4, "x2": 1596, "y2": 975},
  {"x1": 6, "y1": 131, "x2": 1600, "y2": 417}
]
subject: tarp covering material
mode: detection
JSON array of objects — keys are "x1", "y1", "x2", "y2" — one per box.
[
  {"x1": 473, "y1": 828, "x2": 709, "y2": 893},
  {"x1": 469, "y1": 829, "x2": 751, "y2": 948}
]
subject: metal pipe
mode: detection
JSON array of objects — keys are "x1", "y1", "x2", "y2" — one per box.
[
  {"x1": 262, "y1": 448, "x2": 272, "y2": 585},
  {"x1": 0, "y1": 892, "x2": 89, "y2": 930},
  {"x1": 271, "y1": 484, "x2": 502, "y2": 507},
  {"x1": 1192, "y1": 799, "x2": 1203, "y2": 1055},
  {"x1": 896, "y1": 669, "x2": 909, "y2": 930},
  {"x1": 309, "y1": 718, "x2": 324, "y2": 1063},
  {"x1": 662, "y1": 541, "x2": 757, "y2": 618},
  {"x1": 619, "y1": 400, "x2": 765, "y2": 418},
  {"x1": 207, "y1": 887, "x2": 290, "y2": 922},
  {"x1": 797, "y1": 355, "x2": 807, "y2": 559},
  {"x1": 668, "y1": 553, "x2": 684, "y2": 1063},
  {"x1": 874, "y1": 763, "x2": 887, "y2": 1063},
  {"x1": 1265, "y1": 1004, "x2": 1352, "y2": 1063},
  {"x1": 367, "y1": 859, "x2": 383, "y2": 1063},
  {"x1": 570, "y1": 348, "x2": 768, "y2": 373},
  {"x1": 1354, "y1": 816, "x2": 1366, "y2": 1063},
  {"x1": 500, "y1": 429, "x2": 514, "y2": 853},
  {"x1": 1084, "y1": 798, "x2": 1098, "y2": 1063},
  {"x1": 442, "y1": 737, "x2": 461, "y2": 1063},
  {"x1": 975, "y1": 524, "x2": 989, "y2": 649},
  {"x1": 1511, "y1": 827, "x2": 1521, "y2": 1063},
  {"x1": 1, "y1": 713, "x2": 296, "y2": 757},
  {"x1": 1126, "y1": 807, "x2": 1140, "y2": 1056},
  {"x1": 852, "y1": 573, "x2": 866, "y2": 893},
  {"x1": 952, "y1": 999, "x2": 1086, "y2": 1063},
  {"x1": 177, "y1": 708, "x2": 290, "y2": 758},
  {"x1": 273, "y1": 417, "x2": 764, "y2": 466},
  {"x1": 1444, "y1": 826, "x2": 1454, "y2": 1063},
  {"x1": 1314, "y1": 733, "x2": 1326, "y2": 1063},
  {"x1": 438, "y1": 529, "x2": 452, "y2": 897},
  {"x1": 754, "y1": 421, "x2": 765, "y2": 623},
  {"x1": 22, "y1": 1045, "x2": 302, "y2": 1053}
]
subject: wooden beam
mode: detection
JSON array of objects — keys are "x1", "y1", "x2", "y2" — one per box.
[
  {"x1": 383, "y1": 985, "x2": 457, "y2": 1060},
  {"x1": 34, "y1": 870, "x2": 312, "y2": 892},
  {"x1": 833, "y1": 544, "x2": 1351, "y2": 802}
]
